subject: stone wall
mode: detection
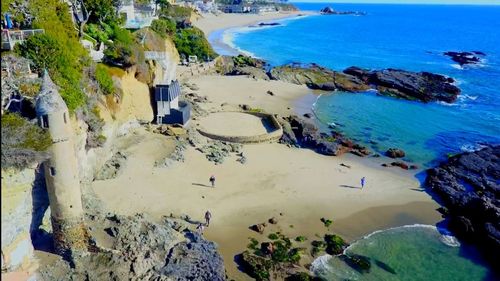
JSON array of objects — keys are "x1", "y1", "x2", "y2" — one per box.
[{"x1": 197, "y1": 112, "x2": 283, "y2": 144}]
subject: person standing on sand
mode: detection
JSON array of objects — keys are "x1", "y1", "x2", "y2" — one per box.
[
  {"x1": 209, "y1": 175, "x2": 216, "y2": 188},
  {"x1": 361, "y1": 177, "x2": 366, "y2": 189},
  {"x1": 205, "y1": 210, "x2": 212, "y2": 226}
]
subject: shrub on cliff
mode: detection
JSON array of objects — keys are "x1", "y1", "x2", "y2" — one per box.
[
  {"x1": 159, "y1": 3, "x2": 193, "y2": 23},
  {"x1": 103, "y1": 25, "x2": 137, "y2": 67},
  {"x1": 174, "y1": 27, "x2": 217, "y2": 61},
  {"x1": 1, "y1": 113, "x2": 51, "y2": 169},
  {"x1": 95, "y1": 64, "x2": 115, "y2": 95},
  {"x1": 151, "y1": 18, "x2": 177, "y2": 38},
  {"x1": 14, "y1": 0, "x2": 89, "y2": 113}
]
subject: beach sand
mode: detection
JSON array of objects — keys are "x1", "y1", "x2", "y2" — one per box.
[
  {"x1": 194, "y1": 11, "x2": 308, "y2": 36},
  {"x1": 91, "y1": 73, "x2": 442, "y2": 280}
]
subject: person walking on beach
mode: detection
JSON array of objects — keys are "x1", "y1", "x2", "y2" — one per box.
[
  {"x1": 361, "y1": 177, "x2": 366, "y2": 189},
  {"x1": 209, "y1": 175, "x2": 216, "y2": 188},
  {"x1": 205, "y1": 210, "x2": 212, "y2": 226}
]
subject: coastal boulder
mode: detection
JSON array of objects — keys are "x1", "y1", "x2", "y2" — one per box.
[
  {"x1": 425, "y1": 145, "x2": 500, "y2": 262},
  {"x1": 444, "y1": 51, "x2": 485, "y2": 66},
  {"x1": 386, "y1": 148, "x2": 406, "y2": 158}
]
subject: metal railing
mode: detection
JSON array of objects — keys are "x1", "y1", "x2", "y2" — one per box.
[{"x1": 1, "y1": 29, "x2": 45, "y2": 50}]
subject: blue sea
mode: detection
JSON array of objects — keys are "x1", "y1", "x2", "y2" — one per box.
[
  {"x1": 214, "y1": 3, "x2": 500, "y2": 167},
  {"x1": 210, "y1": 3, "x2": 500, "y2": 279}
]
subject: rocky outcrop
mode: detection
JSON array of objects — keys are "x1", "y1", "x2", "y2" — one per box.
[
  {"x1": 216, "y1": 55, "x2": 269, "y2": 80},
  {"x1": 39, "y1": 213, "x2": 226, "y2": 281},
  {"x1": 444, "y1": 51, "x2": 485, "y2": 66},
  {"x1": 93, "y1": 151, "x2": 128, "y2": 181},
  {"x1": 320, "y1": 6, "x2": 366, "y2": 16},
  {"x1": 270, "y1": 64, "x2": 460, "y2": 103},
  {"x1": 385, "y1": 148, "x2": 405, "y2": 158},
  {"x1": 425, "y1": 145, "x2": 500, "y2": 262},
  {"x1": 161, "y1": 232, "x2": 225, "y2": 281},
  {"x1": 278, "y1": 115, "x2": 370, "y2": 157}
]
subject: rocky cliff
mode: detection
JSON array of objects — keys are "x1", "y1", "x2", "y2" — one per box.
[{"x1": 425, "y1": 145, "x2": 500, "y2": 263}]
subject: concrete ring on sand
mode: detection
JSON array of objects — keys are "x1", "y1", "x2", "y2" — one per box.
[{"x1": 197, "y1": 111, "x2": 283, "y2": 144}]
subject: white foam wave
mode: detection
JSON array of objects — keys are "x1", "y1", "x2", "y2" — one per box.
[
  {"x1": 344, "y1": 224, "x2": 458, "y2": 253},
  {"x1": 220, "y1": 29, "x2": 258, "y2": 57},
  {"x1": 460, "y1": 143, "x2": 487, "y2": 152},
  {"x1": 451, "y1": 64, "x2": 463, "y2": 70}
]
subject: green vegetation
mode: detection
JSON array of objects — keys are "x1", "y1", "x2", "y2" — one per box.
[
  {"x1": 103, "y1": 25, "x2": 136, "y2": 67},
  {"x1": 324, "y1": 234, "x2": 348, "y2": 255},
  {"x1": 13, "y1": 0, "x2": 89, "y2": 113},
  {"x1": 268, "y1": 233, "x2": 279, "y2": 240},
  {"x1": 151, "y1": 18, "x2": 177, "y2": 38},
  {"x1": 233, "y1": 54, "x2": 263, "y2": 67},
  {"x1": 1, "y1": 113, "x2": 51, "y2": 169},
  {"x1": 247, "y1": 238, "x2": 259, "y2": 250},
  {"x1": 159, "y1": 3, "x2": 193, "y2": 23},
  {"x1": 321, "y1": 217, "x2": 333, "y2": 228},
  {"x1": 295, "y1": 236, "x2": 307, "y2": 242},
  {"x1": 95, "y1": 64, "x2": 115, "y2": 95},
  {"x1": 284, "y1": 272, "x2": 315, "y2": 281},
  {"x1": 173, "y1": 27, "x2": 217, "y2": 61}
]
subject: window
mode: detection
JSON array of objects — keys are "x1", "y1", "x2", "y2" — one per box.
[
  {"x1": 41, "y1": 114, "x2": 49, "y2": 128},
  {"x1": 50, "y1": 167, "x2": 56, "y2": 176},
  {"x1": 63, "y1": 112, "x2": 67, "y2": 124}
]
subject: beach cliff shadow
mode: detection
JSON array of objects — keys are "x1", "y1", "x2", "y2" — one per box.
[
  {"x1": 30, "y1": 164, "x2": 54, "y2": 253},
  {"x1": 192, "y1": 183, "x2": 211, "y2": 188},
  {"x1": 340, "y1": 185, "x2": 360, "y2": 189}
]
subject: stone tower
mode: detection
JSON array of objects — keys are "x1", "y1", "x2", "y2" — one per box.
[{"x1": 35, "y1": 71, "x2": 90, "y2": 258}]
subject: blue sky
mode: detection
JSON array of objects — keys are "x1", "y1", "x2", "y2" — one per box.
[{"x1": 290, "y1": 0, "x2": 500, "y2": 5}]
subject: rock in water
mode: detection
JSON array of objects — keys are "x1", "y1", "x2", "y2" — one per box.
[
  {"x1": 444, "y1": 51, "x2": 486, "y2": 66},
  {"x1": 425, "y1": 145, "x2": 500, "y2": 263},
  {"x1": 386, "y1": 148, "x2": 406, "y2": 158},
  {"x1": 270, "y1": 64, "x2": 460, "y2": 103}
]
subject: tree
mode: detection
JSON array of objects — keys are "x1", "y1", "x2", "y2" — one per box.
[
  {"x1": 150, "y1": 18, "x2": 176, "y2": 38},
  {"x1": 71, "y1": 0, "x2": 92, "y2": 38},
  {"x1": 83, "y1": 0, "x2": 121, "y2": 24}
]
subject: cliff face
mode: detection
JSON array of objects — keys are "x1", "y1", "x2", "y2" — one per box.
[
  {"x1": 1, "y1": 167, "x2": 49, "y2": 275},
  {"x1": 1, "y1": 32, "x2": 180, "y2": 273}
]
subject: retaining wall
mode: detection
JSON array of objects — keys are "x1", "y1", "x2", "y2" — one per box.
[{"x1": 197, "y1": 112, "x2": 283, "y2": 144}]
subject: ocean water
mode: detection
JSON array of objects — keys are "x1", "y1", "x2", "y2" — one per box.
[
  {"x1": 311, "y1": 225, "x2": 493, "y2": 281},
  {"x1": 218, "y1": 3, "x2": 500, "y2": 166}
]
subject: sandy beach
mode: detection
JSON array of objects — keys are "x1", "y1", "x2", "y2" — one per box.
[{"x1": 91, "y1": 71, "x2": 442, "y2": 279}]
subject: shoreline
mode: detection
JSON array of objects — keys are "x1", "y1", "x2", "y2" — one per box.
[
  {"x1": 91, "y1": 73, "x2": 443, "y2": 280},
  {"x1": 194, "y1": 11, "x2": 317, "y2": 57},
  {"x1": 93, "y1": 12, "x2": 442, "y2": 281}
]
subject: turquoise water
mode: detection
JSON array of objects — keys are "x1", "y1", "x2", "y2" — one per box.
[
  {"x1": 219, "y1": 3, "x2": 500, "y2": 166},
  {"x1": 311, "y1": 225, "x2": 493, "y2": 281}
]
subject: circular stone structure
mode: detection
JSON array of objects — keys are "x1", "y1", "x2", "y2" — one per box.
[{"x1": 197, "y1": 112, "x2": 283, "y2": 144}]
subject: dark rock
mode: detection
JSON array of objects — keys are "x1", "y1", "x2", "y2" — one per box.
[
  {"x1": 161, "y1": 232, "x2": 225, "y2": 281},
  {"x1": 104, "y1": 226, "x2": 119, "y2": 237},
  {"x1": 409, "y1": 165, "x2": 419, "y2": 170},
  {"x1": 340, "y1": 254, "x2": 371, "y2": 274},
  {"x1": 303, "y1": 113, "x2": 313, "y2": 119},
  {"x1": 444, "y1": 51, "x2": 485, "y2": 66},
  {"x1": 268, "y1": 217, "x2": 278, "y2": 224},
  {"x1": 257, "y1": 22, "x2": 281, "y2": 26},
  {"x1": 279, "y1": 115, "x2": 362, "y2": 157},
  {"x1": 250, "y1": 223, "x2": 266, "y2": 234},
  {"x1": 390, "y1": 161, "x2": 409, "y2": 170},
  {"x1": 270, "y1": 64, "x2": 460, "y2": 103},
  {"x1": 267, "y1": 90, "x2": 274, "y2": 96},
  {"x1": 374, "y1": 259, "x2": 396, "y2": 275},
  {"x1": 425, "y1": 145, "x2": 500, "y2": 263},
  {"x1": 320, "y1": 6, "x2": 366, "y2": 15},
  {"x1": 386, "y1": 148, "x2": 406, "y2": 158},
  {"x1": 237, "y1": 251, "x2": 272, "y2": 280}
]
